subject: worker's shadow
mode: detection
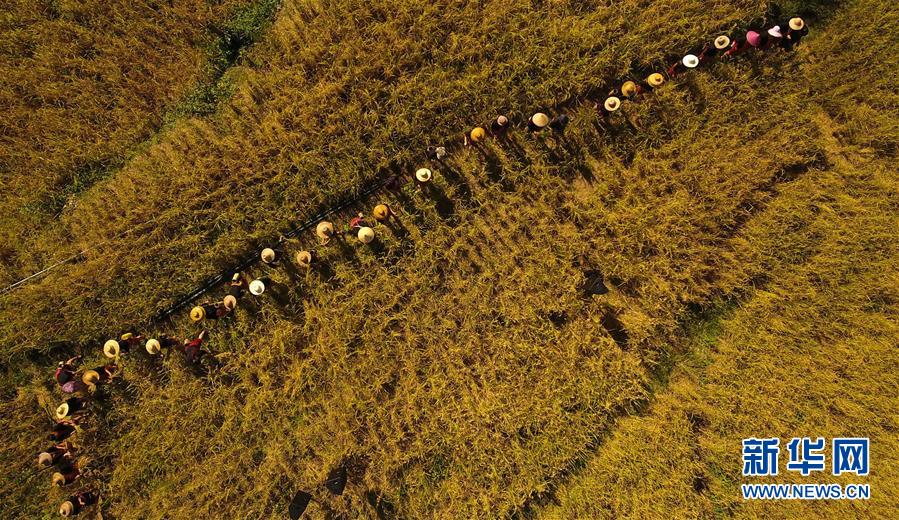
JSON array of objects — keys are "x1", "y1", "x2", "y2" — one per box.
[
  {"x1": 334, "y1": 236, "x2": 362, "y2": 268},
  {"x1": 436, "y1": 163, "x2": 474, "y2": 208},
  {"x1": 381, "y1": 218, "x2": 410, "y2": 241},
  {"x1": 423, "y1": 184, "x2": 458, "y2": 225}
]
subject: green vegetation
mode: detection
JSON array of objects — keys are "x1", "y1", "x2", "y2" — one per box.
[{"x1": 1, "y1": 0, "x2": 897, "y2": 518}]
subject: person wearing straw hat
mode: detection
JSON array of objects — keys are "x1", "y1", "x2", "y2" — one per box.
[
  {"x1": 249, "y1": 278, "x2": 267, "y2": 296},
  {"x1": 295, "y1": 250, "x2": 317, "y2": 270},
  {"x1": 426, "y1": 145, "x2": 448, "y2": 161},
  {"x1": 781, "y1": 17, "x2": 808, "y2": 50},
  {"x1": 373, "y1": 204, "x2": 394, "y2": 223},
  {"x1": 465, "y1": 126, "x2": 486, "y2": 146},
  {"x1": 52, "y1": 466, "x2": 80, "y2": 487},
  {"x1": 48, "y1": 420, "x2": 78, "y2": 442},
  {"x1": 527, "y1": 112, "x2": 550, "y2": 132},
  {"x1": 105, "y1": 332, "x2": 142, "y2": 358},
  {"x1": 145, "y1": 338, "x2": 163, "y2": 356},
  {"x1": 667, "y1": 53, "x2": 700, "y2": 78},
  {"x1": 316, "y1": 220, "x2": 337, "y2": 245},
  {"x1": 347, "y1": 212, "x2": 370, "y2": 234},
  {"x1": 357, "y1": 226, "x2": 376, "y2": 244},
  {"x1": 223, "y1": 294, "x2": 239, "y2": 311},
  {"x1": 415, "y1": 168, "x2": 433, "y2": 185},
  {"x1": 261, "y1": 247, "x2": 281, "y2": 266},
  {"x1": 38, "y1": 441, "x2": 75, "y2": 468},
  {"x1": 620, "y1": 80, "x2": 641, "y2": 100},
  {"x1": 56, "y1": 396, "x2": 88, "y2": 420},
  {"x1": 82, "y1": 364, "x2": 117, "y2": 389},
  {"x1": 764, "y1": 25, "x2": 784, "y2": 49},
  {"x1": 490, "y1": 115, "x2": 510, "y2": 138},
  {"x1": 229, "y1": 271, "x2": 249, "y2": 298},
  {"x1": 58, "y1": 489, "x2": 99, "y2": 518},
  {"x1": 191, "y1": 302, "x2": 229, "y2": 322},
  {"x1": 644, "y1": 73, "x2": 666, "y2": 91},
  {"x1": 54, "y1": 356, "x2": 82, "y2": 388},
  {"x1": 183, "y1": 330, "x2": 208, "y2": 365},
  {"x1": 700, "y1": 35, "x2": 731, "y2": 64},
  {"x1": 596, "y1": 96, "x2": 621, "y2": 121}
]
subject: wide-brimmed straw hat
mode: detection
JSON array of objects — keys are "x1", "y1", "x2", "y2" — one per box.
[
  {"x1": 38, "y1": 452, "x2": 53, "y2": 467},
  {"x1": 647, "y1": 73, "x2": 665, "y2": 87},
  {"x1": 746, "y1": 30, "x2": 762, "y2": 47},
  {"x1": 621, "y1": 81, "x2": 638, "y2": 97},
  {"x1": 120, "y1": 332, "x2": 133, "y2": 341},
  {"x1": 81, "y1": 370, "x2": 100, "y2": 386},
  {"x1": 789, "y1": 17, "x2": 804, "y2": 30},
  {"x1": 470, "y1": 127, "x2": 486, "y2": 142},
  {"x1": 59, "y1": 501, "x2": 75, "y2": 517},
  {"x1": 316, "y1": 221, "x2": 335, "y2": 239},
  {"x1": 531, "y1": 112, "x2": 550, "y2": 128},
  {"x1": 373, "y1": 204, "x2": 390, "y2": 221},
  {"x1": 496, "y1": 115, "x2": 509, "y2": 126},
  {"x1": 261, "y1": 248, "x2": 276, "y2": 263},
  {"x1": 52, "y1": 472, "x2": 66, "y2": 487},
  {"x1": 190, "y1": 306, "x2": 206, "y2": 322},
  {"x1": 249, "y1": 279, "x2": 266, "y2": 296},
  {"x1": 357, "y1": 227, "x2": 375, "y2": 244},
  {"x1": 294, "y1": 251, "x2": 312, "y2": 268},
  {"x1": 604, "y1": 97, "x2": 622, "y2": 112},
  {"x1": 55, "y1": 403, "x2": 70, "y2": 419},
  {"x1": 682, "y1": 54, "x2": 699, "y2": 68},
  {"x1": 145, "y1": 339, "x2": 161, "y2": 355},
  {"x1": 415, "y1": 168, "x2": 432, "y2": 183},
  {"x1": 103, "y1": 340, "x2": 120, "y2": 359},
  {"x1": 223, "y1": 295, "x2": 238, "y2": 310},
  {"x1": 768, "y1": 26, "x2": 783, "y2": 38},
  {"x1": 714, "y1": 35, "x2": 732, "y2": 50}
]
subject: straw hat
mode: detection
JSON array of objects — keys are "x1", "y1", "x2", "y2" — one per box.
[
  {"x1": 145, "y1": 339, "x2": 161, "y2": 355},
  {"x1": 373, "y1": 204, "x2": 390, "y2": 221},
  {"x1": 415, "y1": 168, "x2": 432, "y2": 183},
  {"x1": 470, "y1": 127, "x2": 486, "y2": 142},
  {"x1": 434, "y1": 146, "x2": 447, "y2": 160},
  {"x1": 621, "y1": 81, "x2": 638, "y2": 97},
  {"x1": 295, "y1": 250, "x2": 313, "y2": 268},
  {"x1": 55, "y1": 402, "x2": 70, "y2": 419},
  {"x1": 682, "y1": 54, "x2": 699, "y2": 68},
  {"x1": 316, "y1": 221, "x2": 335, "y2": 239},
  {"x1": 604, "y1": 97, "x2": 621, "y2": 112},
  {"x1": 223, "y1": 295, "x2": 238, "y2": 310},
  {"x1": 120, "y1": 332, "x2": 133, "y2": 341},
  {"x1": 496, "y1": 115, "x2": 508, "y2": 126},
  {"x1": 103, "y1": 340, "x2": 120, "y2": 359},
  {"x1": 789, "y1": 17, "x2": 804, "y2": 31},
  {"x1": 746, "y1": 30, "x2": 762, "y2": 47},
  {"x1": 714, "y1": 35, "x2": 732, "y2": 50},
  {"x1": 647, "y1": 73, "x2": 665, "y2": 87},
  {"x1": 52, "y1": 472, "x2": 66, "y2": 487},
  {"x1": 261, "y1": 248, "x2": 276, "y2": 263},
  {"x1": 59, "y1": 501, "x2": 75, "y2": 517},
  {"x1": 190, "y1": 306, "x2": 206, "y2": 322},
  {"x1": 81, "y1": 370, "x2": 100, "y2": 386},
  {"x1": 249, "y1": 279, "x2": 266, "y2": 296},
  {"x1": 357, "y1": 227, "x2": 375, "y2": 244},
  {"x1": 38, "y1": 452, "x2": 53, "y2": 467},
  {"x1": 531, "y1": 112, "x2": 549, "y2": 128},
  {"x1": 768, "y1": 26, "x2": 783, "y2": 38}
]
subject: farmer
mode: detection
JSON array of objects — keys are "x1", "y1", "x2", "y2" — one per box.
[
  {"x1": 81, "y1": 364, "x2": 118, "y2": 388},
  {"x1": 781, "y1": 17, "x2": 808, "y2": 50},
  {"x1": 464, "y1": 126, "x2": 486, "y2": 146},
  {"x1": 183, "y1": 331, "x2": 208, "y2": 365},
  {"x1": 549, "y1": 114, "x2": 570, "y2": 133},
  {"x1": 58, "y1": 489, "x2": 99, "y2": 517},
  {"x1": 52, "y1": 467, "x2": 80, "y2": 487},
  {"x1": 316, "y1": 221, "x2": 337, "y2": 245},
  {"x1": 373, "y1": 204, "x2": 394, "y2": 223},
  {"x1": 490, "y1": 115, "x2": 510, "y2": 137},
  {"x1": 54, "y1": 356, "x2": 82, "y2": 387},
  {"x1": 527, "y1": 112, "x2": 550, "y2": 133},
  {"x1": 699, "y1": 35, "x2": 731, "y2": 64},
  {"x1": 261, "y1": 247, "x2": 282, "y2": 266},
  {"x1": 644, "y1": 73, "x2": 666, "y2": 91},
  {"x1": 295, "y1": 250, "x2": 317, "y2": 270},
  {"x1": 426, "y1": 145, "x2": 448, "y2": 161},
  {"x1": 223, "y1": 294, "x2": 238, "y2": 312},
  {"x1": 191, "y1": 301, "x2": 229, "y2": 322},
  {"x1": 48, "y1": 420, "x2": 78, "y2": 442},
  {"x1": 596, "y1": 96, "x2": 621, "y2": 121},
  {"x1": 347, "y1": 212, "x2": 370, "y2": 235},
  {"x1": 764, "y1": 25, "x2": 784, "y2": 50},
  {"x1": 145, "y1": 335, "x2": 180, "y2": 356},
  {"x1": 56, "y1": 397, "x2": 88, "y2": 420},
  {"x1": 668, "y1": 54, "x2": 699, "y2": 77},
  {"x1": 38, "y1": 441, "x2": 75, "y2": 468},
  {"x1": 415, "y1": 168, "x2": 433, "y2": 185},
  {"x1": 229, "y1": 271, "x2": 249, "y2": 298},
  {"x1": 620, "y1": 80, "x2": 641, "y2": 100}
]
